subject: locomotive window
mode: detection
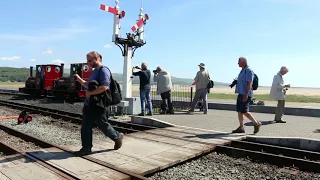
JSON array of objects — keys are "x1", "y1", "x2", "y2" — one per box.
[
  {"x1": 83, "y1": 65, "x2": 89, "y2": 72},
  {"x1": 55, "y1": 67, "x2": 60, "y2": 73},
  {"x1": 46, "y1": 66, "x2": 51, "y2": 72},
  {"x1": 38, "y1": 67, "x2": 41, "y2": 72}
]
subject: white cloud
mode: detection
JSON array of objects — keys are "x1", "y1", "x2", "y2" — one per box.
[
  {"x1": 42, "y1": 48, "x2": 53, "y2": 55},
  {"x1": 0, "y1": 23, "x2": 93, "y2": 44},
  {"x1": 104, "y1": 44, "x2": 112, "y2": 49},
  {"x1": 30, "y1": 58, "x2": 36, "y2": 62},
  {"x1": 52, "y1": 59, "x2": 65, "y2": 65},
  {"x1": 0, "y1": 56, "x2": 21, "y2": 61}
]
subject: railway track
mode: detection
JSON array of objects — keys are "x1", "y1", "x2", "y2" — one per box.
[
  {"x1": 0, "y1": 124, "x2": 150, "y2": 180},
  {"x1": 0, "y1": 98, "x2": 319, "y2": 175},
  {"x1": 142, "y1": 127, "x2": 320, "y2": 175},
  {"x1": 0, "y1": 89, "x2": 27, "y2": 96},
  {"x1": 0, "y1": 130, "x2": 85, "y2": 180},
  {"x1": 0, "y1": 99, "x2": 156, "y2": 133}
]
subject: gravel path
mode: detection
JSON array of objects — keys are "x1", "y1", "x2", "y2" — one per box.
[
  {"x1": 0, "y1": 117, "x2": 109, "y2": 147},
  {"x1": 0, "y1": 106, "x2": 113, "y2": 148},
  {"x1": 0, "y1": 130, "x2": 41, "y2": 152},
  {"x1": 0, "y1": 105, "x2": 21, "y2": 116},
  {"x1": 150, "y1": 152, "x2": 320, "y2": 180}
]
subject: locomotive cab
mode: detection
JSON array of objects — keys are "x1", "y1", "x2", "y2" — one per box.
[
  {"x1": 52, "y1": 63, "x2": 93, "y2": 101},
  {"x1": 19, "y1": 63, "x2": 64, "y2": 96}
]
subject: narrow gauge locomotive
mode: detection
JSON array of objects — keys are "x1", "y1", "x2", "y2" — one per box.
[
  {"x1": 19, "y1": 63, "x2": 64, "y2": 97},
  {"x1": 19, "y1": 63, "x2": 93, "y2": 101},
  {"x1": 51, "y1": 63, "x2": 93, "y2": 100}
]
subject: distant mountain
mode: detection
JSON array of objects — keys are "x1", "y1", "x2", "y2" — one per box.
[
  {"x1": 111, "y1": 73, "x2": 229, "y2": 86},
  {"x1": 0, "y1": 66, "x2": 229, "y2": 86}
]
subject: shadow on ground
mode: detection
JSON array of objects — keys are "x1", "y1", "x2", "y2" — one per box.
[
  {"x1": 183, "y1": 133, "x2": 244, "y2": 139},
  {"x1": 244, "y1": 120, "x2": 275, "y2": 126}
]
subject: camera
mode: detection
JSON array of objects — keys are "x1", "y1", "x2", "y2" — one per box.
[
  {"x1": 229, "y1": 79, "x2": 237, "y2": 88},
  {"x1": 153, "y1": 70, "x2": 157, "y2": 73}
]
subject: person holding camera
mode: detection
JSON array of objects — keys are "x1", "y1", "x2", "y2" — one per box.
[
  {"x1": 132, "y1": 62, "x2": 153, "y2": 116},
  {"x1": 73, "y1": 51, "x2": 124, "y2": 156},
  {"x1": 269, "y1": 66, "x2": 290, "y2": 123},
  {"x1": 153, "y1": 66, "x2": 174, "y2": 114},
  {"x1": 232, "y1": 57, "x2": 261, "y2": 134},
  {"x1": 188, "y1": 63, "x2": 210, "y2": 114}
]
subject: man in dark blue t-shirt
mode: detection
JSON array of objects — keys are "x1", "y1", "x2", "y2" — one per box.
[
  {"x1": 73, "y1": 51, "x2": 124, "y2": 156},
  {"x1": 132, "y1": 62, "x2": 153, "y2": 116}
]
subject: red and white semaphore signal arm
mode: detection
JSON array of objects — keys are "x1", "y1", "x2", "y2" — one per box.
[
  {"x1": 131, "y1": 12, "x2": 149, "y2": 42},
  {"x1": 100, "y1": 0, "x2": 125, "y2": 42}
]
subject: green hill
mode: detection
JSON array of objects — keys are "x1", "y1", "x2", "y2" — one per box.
[{"x1": 0, "y1": 67, "x2": 228, "y2": 86}]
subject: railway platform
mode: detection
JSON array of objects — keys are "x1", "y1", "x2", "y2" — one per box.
[{"x1": 131, "y1": 109, "x2": 320, "y2": 152}]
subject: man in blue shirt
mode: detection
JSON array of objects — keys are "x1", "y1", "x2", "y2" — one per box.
[
  {"x1": 132, "y1": 62, "x2": 153, "y2": 116},
  {"x1": 73, "y1": 51, "x2": 124, "y2": 156},
  {"x1": 232, "y1": 57, "x2": 261, "y2": 134}
]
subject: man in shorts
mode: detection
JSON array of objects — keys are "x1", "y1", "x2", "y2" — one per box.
[{"x1": 232, "y1": 57, "x2": 261, "y2": 134}]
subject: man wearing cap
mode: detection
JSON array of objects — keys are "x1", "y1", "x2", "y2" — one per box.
[{"x1": 188, "y1": 63, "x2": 210, "y2": 114}]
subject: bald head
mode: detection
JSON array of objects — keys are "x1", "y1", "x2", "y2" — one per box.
[{"x1": 238, "y1": 56, "x2": 248, "y2": 68}]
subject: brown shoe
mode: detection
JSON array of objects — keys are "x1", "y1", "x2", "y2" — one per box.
[
  {"x1": 114, "y1": 133, "x2": 124, "y2": 150},
  {"x1": 254, "y1": 121, "x2": 262, "y2": 134},
  {"x1": 232, "y1": 127, "x2": 245, "y2": 133}
]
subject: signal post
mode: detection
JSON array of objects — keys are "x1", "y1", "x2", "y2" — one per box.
[{"x1": 100, "y1": 0, "x2": 149, "y2": 114}]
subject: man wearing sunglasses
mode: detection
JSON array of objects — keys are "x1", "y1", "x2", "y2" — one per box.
[{"x1": 73, "y1": 51, "x2": 124, "y2": 156}]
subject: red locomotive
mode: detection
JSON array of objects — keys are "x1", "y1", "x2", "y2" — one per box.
[
  {"x1": 19, "y1": 62, "x2": 93, "y2": 101},
  {"x1": 19, "y1": 63, "x2": 64, "y2": 97}
]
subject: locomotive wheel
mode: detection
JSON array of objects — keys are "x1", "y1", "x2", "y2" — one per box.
[
  {"x1": 67, "y1": 93, "x2": 75, "y2": 104},
  {"x1": 54, "y1": 92, "x2": 64, "y2": 100}
]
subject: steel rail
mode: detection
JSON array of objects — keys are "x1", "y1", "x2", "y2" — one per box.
[
  {"x1": 0, "y1": 124, "x2": 150, "y2": 180},
  {"x1": 139, "y1": 127, "x2": 320, "y2": 161},
  {"x1": 0, "y1": 99, "x2": 156, "y2": 133},
  {"x1": 0, "y1": 139, "x2": 80, "y2": 180},
  {"x1": 123, "y1": 128, "x2": 320, "y2": 173}
]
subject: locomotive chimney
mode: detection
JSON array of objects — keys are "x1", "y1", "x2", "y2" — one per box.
[
  {"x1": 29, "y1": 66, "x2": 33, "y2": 77},
  {"x1": 60, "y1": 63, "x2": 64, "y2": 76}
]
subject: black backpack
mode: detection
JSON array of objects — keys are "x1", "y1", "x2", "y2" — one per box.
[
  {"x1": 98, "y1": 66, "x2": 122, "y2": 106},
  {"x1": 244, "y1": 67, "x2": 259, "y2": 91},
  {"x1": 252, "y1": 73, "x2": 259, "y2": 90}
]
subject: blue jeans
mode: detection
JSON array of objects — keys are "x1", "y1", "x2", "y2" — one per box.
[{"x1": 140, "y1": 88, "x2": 153, "y2": 114}]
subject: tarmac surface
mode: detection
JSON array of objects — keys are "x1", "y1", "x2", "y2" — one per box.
[{"x1": 151, "y1": 109, "x2": 320, "y2": 140}]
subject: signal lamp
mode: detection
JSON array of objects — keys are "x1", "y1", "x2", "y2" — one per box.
[{"x1": 17, "y1": 110, "x2": 32, "y2": 124}]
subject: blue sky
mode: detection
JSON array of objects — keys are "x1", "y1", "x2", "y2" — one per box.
[{"x1": 0, "y1": 0, "x2": 319, "y2": 88}]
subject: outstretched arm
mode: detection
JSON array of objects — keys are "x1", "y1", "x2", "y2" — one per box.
[{"x1": 74, "y1": 75, "x2": 88, "y2": 88}]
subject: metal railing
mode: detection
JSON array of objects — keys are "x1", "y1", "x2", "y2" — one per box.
[{"x1": 150, "y1": 84, "x2": 193, "y2": 113}]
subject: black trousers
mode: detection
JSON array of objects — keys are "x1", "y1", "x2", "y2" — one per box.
[
  {"x1": 81, "y1": 105, "x2": 120, "y2": 150},
  {"x1": 160, "y1": 90, "x2": 173, "y2": 112}
]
